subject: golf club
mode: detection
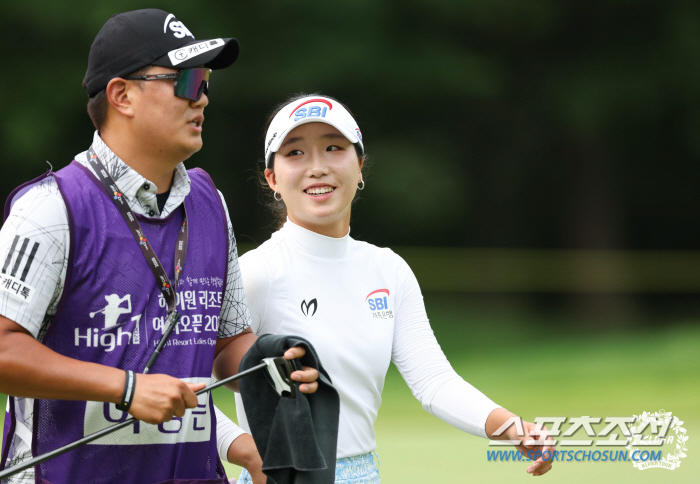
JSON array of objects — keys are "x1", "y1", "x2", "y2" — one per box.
[
  {"x1": 0, "y1": 357, "x2": 296, "y2": 480},
  {"x1": 0, "y1": 311, "x2": 180, "y2": 480}
]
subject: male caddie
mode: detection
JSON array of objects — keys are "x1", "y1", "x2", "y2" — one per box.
[{"x1": 0, "y1": 9, "x2": 317, "y2": 483}]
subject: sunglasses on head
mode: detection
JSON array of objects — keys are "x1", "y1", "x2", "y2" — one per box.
[{"x1": 124, "y1": 68, "x2": 211, "y2": 101}]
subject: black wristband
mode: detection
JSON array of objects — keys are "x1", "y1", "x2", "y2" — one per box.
[{"x1": 116, "y1": 370, "x2": 136, "y2": 412}]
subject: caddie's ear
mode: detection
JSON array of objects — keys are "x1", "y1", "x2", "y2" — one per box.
[{"x1": 105, "y1": 77, "x2": 135, "y2": 119}]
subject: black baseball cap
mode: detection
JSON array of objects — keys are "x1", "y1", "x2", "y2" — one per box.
[{"x1": 85, "y1": 9, "x2": 239, "y2": 97}]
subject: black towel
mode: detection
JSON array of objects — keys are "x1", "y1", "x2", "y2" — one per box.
[{"x1": 239, "y1": 334, "x2": 340, "y2": 484}]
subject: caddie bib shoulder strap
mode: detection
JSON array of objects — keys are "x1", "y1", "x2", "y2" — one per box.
[{"x1": 86, "y1": 147, "x2": 187, "y2": 319}]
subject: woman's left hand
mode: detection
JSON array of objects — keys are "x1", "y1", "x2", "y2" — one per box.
[
  {"x1": 512, "y1": 420, "x2": 555, "y2": 476},
  {"x1": 486, "y1": 408, "x2": 555, "y2": 476},
  {"x1": 284, "y1": 346, "x2": 319, "y2": 394}
]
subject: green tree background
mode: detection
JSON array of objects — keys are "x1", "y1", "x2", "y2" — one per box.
[
  {"x1": 1, "y1": 2, "x2": 699, "y2": 482},
  {"x1": 4, "y1": 0, "x2": 700, "y2": 325},
  {"x1": 3, "y1": 0, "x2": 699, "y2": 250}
]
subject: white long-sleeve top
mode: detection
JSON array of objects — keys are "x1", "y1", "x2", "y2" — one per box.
[{"x1": 235, "y1": 220, "x2": 501, "y2": 458}]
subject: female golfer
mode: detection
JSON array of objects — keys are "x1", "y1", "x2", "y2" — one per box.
[{"x1": 234, "y1": 95, "x2": 554, "y2": 482}]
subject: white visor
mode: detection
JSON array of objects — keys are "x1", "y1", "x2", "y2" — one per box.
[{"x1": 264, "y1": 96, "x2": 364, "y2": 167}]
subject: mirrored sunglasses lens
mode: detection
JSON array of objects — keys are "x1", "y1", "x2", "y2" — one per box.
[{"x1": 176, "y1": 69, "x2": 211, "y2": 101}]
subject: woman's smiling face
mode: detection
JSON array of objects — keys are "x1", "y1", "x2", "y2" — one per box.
[{"x1": 265, "y1": 122, "x2": 363, "y2": 238}]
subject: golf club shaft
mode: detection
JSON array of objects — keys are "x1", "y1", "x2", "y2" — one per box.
[
  {"x1": 0, "y1": 362, "x2": 270, "y2": 480},
  {"x1": 0, "y1": 417, "x2": 137, "y2": 479},
  {"x1": 196, "y1": 362, "x2": 267, "y2": 395}
]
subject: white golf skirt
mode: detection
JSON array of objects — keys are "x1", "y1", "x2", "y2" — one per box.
[{"x1": 238, "y1": 452, "x2": 380, "y2": 483}]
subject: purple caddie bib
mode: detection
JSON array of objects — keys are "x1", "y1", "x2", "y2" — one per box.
[{"x1": 1, "y1": 162, "x2": 230, "y2": 484}]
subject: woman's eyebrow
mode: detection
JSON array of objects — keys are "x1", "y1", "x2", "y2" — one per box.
[
  {"x1": 280, "y1": 136, "x2": 304, "y2": 149},
  {"x1": 280, "y1": 133, "x2": 346, "y2": 149},
  {"x1": 321, "y1": 133, "x2": 346, "y2": 140}
]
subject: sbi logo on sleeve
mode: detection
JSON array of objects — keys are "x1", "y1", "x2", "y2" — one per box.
[{"x1": 366, "y1": 289, "x2": 393, "y2": 319}]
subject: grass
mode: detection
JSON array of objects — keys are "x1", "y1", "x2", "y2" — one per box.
[
  {"x1": 2, "y1": 295, "x2": 698, "y2": 483},
  {"x1": 371, "y1": 328, "x2": 699, "y2": 483}
]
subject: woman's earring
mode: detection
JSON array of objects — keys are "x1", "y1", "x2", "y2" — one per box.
[
  {"x1": 357, "y1": 180, "x2": 365, "y2": 191},
  {"x1": 274, "y1": 191, "x2": 283, "y2": 201}
]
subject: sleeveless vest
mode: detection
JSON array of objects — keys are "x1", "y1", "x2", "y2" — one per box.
[{"x1": 2, "y1": 162, "x2": 229, "y2": 484}]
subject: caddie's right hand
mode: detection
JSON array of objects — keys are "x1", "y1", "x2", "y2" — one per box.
[{"x1": 127, "y1": 373, "x2": 206, "y2": 424}]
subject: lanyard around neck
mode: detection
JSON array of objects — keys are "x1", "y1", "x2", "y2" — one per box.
[{"x1": 86, "y1": 147, "x2": 187, "y2": 316}]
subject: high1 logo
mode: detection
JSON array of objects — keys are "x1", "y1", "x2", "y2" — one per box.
[{"x1": 76, "y1": 294, "x2": 141, "y2": 351}]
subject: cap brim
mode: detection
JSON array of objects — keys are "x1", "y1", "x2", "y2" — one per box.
[{"x1": 151, "y1": 37, "x2": 239, "y2": 70}]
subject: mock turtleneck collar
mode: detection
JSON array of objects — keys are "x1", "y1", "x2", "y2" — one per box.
[{"x1": 281, "y1": 219, "x2": 350, "y2": 260}]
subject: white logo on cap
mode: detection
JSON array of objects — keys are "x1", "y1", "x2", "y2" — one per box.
[
  {"x1": 167, "y1": 39, "x2": 224, "y2": 66},
  {"x1": 163, "y1": 13, "x2": 194, "y2": 39}
]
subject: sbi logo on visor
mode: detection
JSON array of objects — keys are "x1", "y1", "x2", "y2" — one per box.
[{"x1": 292, "y1": 98, "x2": 333, "y2": 122}]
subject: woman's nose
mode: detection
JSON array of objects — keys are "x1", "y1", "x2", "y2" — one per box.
[{"x1": 308, "y1": 151, "x2": 330, "y2": 176}]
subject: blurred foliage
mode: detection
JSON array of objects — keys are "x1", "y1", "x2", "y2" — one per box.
[{"x1": 2, "y1": 0, "x2": 700, "y2": 251}]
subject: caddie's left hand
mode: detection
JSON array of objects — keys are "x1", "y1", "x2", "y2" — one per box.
[{"x1": 284, "y1": 346, "x2": 318, "y2": 394}]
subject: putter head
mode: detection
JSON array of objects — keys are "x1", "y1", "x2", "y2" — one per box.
[{"x1": 262, "y1": 357, "x2": 297, "y2": 399}]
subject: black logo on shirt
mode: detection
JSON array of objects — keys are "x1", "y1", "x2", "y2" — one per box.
[
  {"x1": 2, "y1": 236, "x2": 39, "y2": 282},
  {"x1": 300, "y1": 299, "x2": 317, "y2": 317}
]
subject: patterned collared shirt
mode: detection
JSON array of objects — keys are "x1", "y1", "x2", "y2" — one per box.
[
  {"x1": 88, "y1": 131, "x2": 193, "y2": 219},
  {"x1": 0, "y1": 131, "x2": 250, "y2": 482}
]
